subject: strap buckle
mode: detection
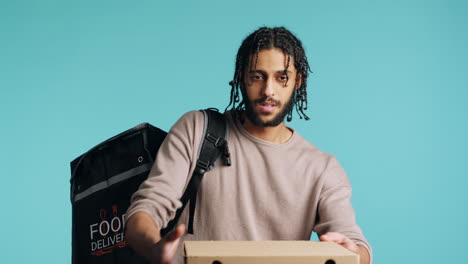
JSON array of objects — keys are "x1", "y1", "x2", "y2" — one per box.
[
  {"x1": 205, "y1": 133, "x2": 225, "y2": 147},
  {"x1": 195, "y1": 159, "x2": 211, "y2": 174}
]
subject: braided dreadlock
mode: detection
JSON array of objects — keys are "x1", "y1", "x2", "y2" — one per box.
[{"x1": 226, "y1": 26, "x2": 312, "y2": 122}]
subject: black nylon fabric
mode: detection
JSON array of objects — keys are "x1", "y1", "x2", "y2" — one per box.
[
  {"x1": 70, "y1": 109, "x2": 228, "y2": 264},
  {"x1": 70, "y1": 123, "x2": 166, "y2": 264}
]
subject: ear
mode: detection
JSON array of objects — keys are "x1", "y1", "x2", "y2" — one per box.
[{"x1": 295, "y1": 73, "x2": 302, "y2": 90}]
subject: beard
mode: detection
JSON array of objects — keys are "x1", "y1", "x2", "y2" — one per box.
[{"x1": 244, "y1": 93, "x2": 295, "y2": 127}]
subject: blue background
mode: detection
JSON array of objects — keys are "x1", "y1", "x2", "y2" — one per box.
[{"x1": 1, "y1": 0, "x2": 467, "y2": 263}]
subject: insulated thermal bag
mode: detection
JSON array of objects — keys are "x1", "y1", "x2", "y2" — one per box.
[
  {"x1": 70, "y1": 123, "x2": 166, "y2": 264},
  {"x1": 70, "y1": 109, "x2": 229, "y2": 264}
]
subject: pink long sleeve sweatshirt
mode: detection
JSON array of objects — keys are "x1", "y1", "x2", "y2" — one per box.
[{"x1": 126, "y1": 110, "x2": 372, "y2": 263}]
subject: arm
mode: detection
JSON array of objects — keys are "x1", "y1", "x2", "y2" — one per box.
[
  {"x1": 125, "y1": 211, "x2": 186, "y2": 264},
  {"x1": 313, "y1": 157, "x2": 373, "y2": 264},
  {"x1": 124, "y1": 111, "x2": 205, "y2": 263},
  {"x1": 357, "y1": 245, "x2": 371, "y2": 264}
]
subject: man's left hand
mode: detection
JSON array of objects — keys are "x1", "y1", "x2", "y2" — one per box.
[
  {"x1": 319, "y1": 232, "x2": 370, "y2": 264},
  {"x1": 319, "y1": 232, "x2": 358, "y2": 252}
]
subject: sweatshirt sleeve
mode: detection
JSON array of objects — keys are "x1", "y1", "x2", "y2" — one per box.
[
  {"x1": 313, "y1": 157, "x2": 373, "y2": 263},
  {"x1": 125, "y1": 111, "x2": 204, "y2": 230}
]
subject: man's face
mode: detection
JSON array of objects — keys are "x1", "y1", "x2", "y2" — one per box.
[{"x1": 242, "y1": 48, "x2": 299, "y2": 127}]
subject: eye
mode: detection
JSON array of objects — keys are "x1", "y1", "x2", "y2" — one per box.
[
  {"x1": 278, "y1": 75, "x2": 288, "y2": 82},
  {"x1": 251, "y1": 75, "x2": 263, "y2": 81}
]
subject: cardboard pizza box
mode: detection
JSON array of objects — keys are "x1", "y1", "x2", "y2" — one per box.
[{"x1": 184, "y1": 241, "x2": 359, "y2": 264}]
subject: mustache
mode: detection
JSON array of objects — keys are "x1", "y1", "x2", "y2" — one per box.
[{"x1": 254, "y1": 97, "x2": 281, "y2": 106}]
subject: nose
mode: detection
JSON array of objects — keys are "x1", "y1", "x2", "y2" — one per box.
[{"x1": 262, "y1": 77, "x2": 275, "y2": 97}]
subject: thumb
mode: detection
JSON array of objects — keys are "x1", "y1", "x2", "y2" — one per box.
[
  {"x1": 319, "y1": 233, "x2": 330, "y2": 242},
  {"x1": 160, "y1": 224, "x2": 186, "y2": 264},
  {"x1": 319, "y1": 232, "x2": 344, "y2": 243},
  {"x1": 165, "y1": 224, "x2": 186, "y2": 242}
]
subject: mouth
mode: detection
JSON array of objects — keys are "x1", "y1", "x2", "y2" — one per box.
[{"x1": 256, "y1": 99, "x2": 279, "y2": 113}]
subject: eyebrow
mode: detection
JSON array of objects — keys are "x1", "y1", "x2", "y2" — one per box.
[{"x1": 248, "y1": 69, "x2": 292, "y2": 74}]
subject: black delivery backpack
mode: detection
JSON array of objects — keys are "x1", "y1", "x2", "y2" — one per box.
[{"x1": 70, "y1": 109, "x2": 230, "y2": 264}]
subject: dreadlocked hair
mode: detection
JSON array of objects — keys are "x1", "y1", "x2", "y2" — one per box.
[{"x1": 226, "y1": 26, "x2": 312, "y2": 121}]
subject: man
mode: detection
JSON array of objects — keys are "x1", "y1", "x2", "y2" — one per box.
[{"x1": 125, "y1": 26, "x2": 372, "y2": 264}]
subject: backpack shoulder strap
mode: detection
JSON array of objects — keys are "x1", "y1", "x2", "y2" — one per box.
[{"x1": 161, "y1": 108, "x2": 230, "y2": 236}]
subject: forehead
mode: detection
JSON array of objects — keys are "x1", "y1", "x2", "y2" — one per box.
[{"x1": 247, "y1": 48, "x2": 296, "y2": 72}]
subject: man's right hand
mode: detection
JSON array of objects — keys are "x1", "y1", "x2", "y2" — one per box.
[
  {"x1": 149, "y1": 224, "x2": 186, "y2": 264},
  {"x1": 125, "y1": 212, "x2": 186, "y2": 264}
]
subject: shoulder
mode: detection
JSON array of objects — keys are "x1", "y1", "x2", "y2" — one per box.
[
  {"x1": 319, "y1": 154, "x2": 351, "y2": 195},
  {"x1": 162, "y1": 110, "x2": 207, "y2": 155},
  {"x1": 171, "y1": 110, "x2": 205, "y2": 129},
  {"x1": 290, "y1": 132, "x2": 334, "y2": 166},
  {"x1": 291, "y1": 132, "x2": 349, "y2": 187},
  {"x1": 168, "y1": 110, "x2": 205, "y2": 137}
]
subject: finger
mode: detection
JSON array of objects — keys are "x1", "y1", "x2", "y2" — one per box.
[
  {"x1": 320, "y1": 233, "x2": 358, "y2": 253},
  {"x1": 167, "y1": 235, "x2": 182, "y2": 254},
  {"x1": 319, "y1": 232, "x2": 346, "y2": 244},
  {"x1": 340, "y1": 237, "x2": 359, "y2": 253},
  {"x1": 174, "y1": 224, "x2": 186, "y2": 239},
  {"x1": 162, "y1": 258, "x2": 173, "y2": 264},
  {"x1": 162, "y1": 234, "x2": 182, "y2": 264},
  {"x1": 162, "y1": 225, "x2": 186, "y2": 256},
  {"x1": 165, "y1": 224, "x2": 186, "y2": 242}
]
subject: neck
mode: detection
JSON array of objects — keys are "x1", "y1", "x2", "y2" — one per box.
[{"x1": 240, "y1": 113, "x2": 293, "y2": 144}]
